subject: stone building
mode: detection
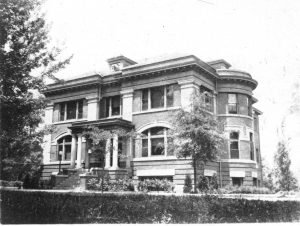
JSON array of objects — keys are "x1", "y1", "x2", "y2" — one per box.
[{"x1": 42, "y1": 54, "x2": 262, "y2": 191}]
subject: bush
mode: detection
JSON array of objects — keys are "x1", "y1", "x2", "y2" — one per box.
[
  {"x1": 1, "y1": 189, "x2": 300, "y2": 224},
  {"x1": 198, "y1": 174, "x2": 219, "y2": 193},
  {"x1": 137, "y1": 178, "x2": 174, "y2": 192},
  {"x1": 87, "y1": 176, "x2": 134, "y2": 192},
  {"x1": 0, "y1": 180, "x2": 23, "y2": 188},
  {"x1": 221, "y1": 185, "x2": 273, "y2": 194},
  {"x1": 183, "y1": 175, "x2": 192, "y2": 193}
]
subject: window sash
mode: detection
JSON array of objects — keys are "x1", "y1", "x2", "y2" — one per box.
[
  {"x1": 151, "y1": 86, "x2": 164, "y2": 109},
  {"x1": 59, "y1": 100, "x2": 83, "y2": 121}
]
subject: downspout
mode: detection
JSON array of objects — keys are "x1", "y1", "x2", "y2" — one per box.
[{"x1": 219, "y1": 160, "x2": 222, "y2": 188}]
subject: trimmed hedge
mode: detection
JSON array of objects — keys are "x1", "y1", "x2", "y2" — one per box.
[
  {"x1": 221, "y1": 185, "x2": 273, "y2": 194},
  {"x1": 1, "y1": 189, "x2": 300, "y2": 224},
  {"x1": 0, "y1": 180, "x2": 23, "y2": 188}
]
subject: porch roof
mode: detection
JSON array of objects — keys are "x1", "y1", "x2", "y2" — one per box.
[{"x1": 69, "y1": 118, "x2": 134, "y2": 133}]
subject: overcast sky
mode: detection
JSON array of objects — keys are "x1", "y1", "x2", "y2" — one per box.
[{"x1": 43, "y1": 0, "x2": 300, "y2": 181}]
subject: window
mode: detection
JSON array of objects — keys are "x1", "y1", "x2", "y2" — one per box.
[
  {"x1": 57, "y1": 135, "x2": 72, "y2": 161},
  {"x1": 250, "y1": 133, "x2": 254, "y2": 160},
  {"x1": 256, "y1": 148, "x2": 260, "y2": 163},
  {"x1": 232, "y1": 177, "x2": 243, "y2": 186},
  {"x1": 141, "y1": 127, "x2": 173, "y2": 157},
  {"x1": 199, "y1": 86, "x2": 213, "y2": 112},
  {"x1": 247, "y1": 97, "x2": 252, "y2": 116},
  {"x1": 228, "y1": 94, "x2": 238, "y2": 114},
  {"x1": 102, "y1": 95, "x2": 122, "y2": 118},
  {"x1": 253, "y1": 178, "x2": 258, "y2": 187},
  {"x1": 59, "y1": 100, "x2": 84, "y2": 121},
  {"x1": 141, "y1": 84, "x2": 177, "y2": 111},
  {"x1": 230, "y1": 131, "x2": 239, "y2": 159}
]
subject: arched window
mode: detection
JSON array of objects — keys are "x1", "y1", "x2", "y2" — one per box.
[
  {"x1": 141, "y1": 127, "x2": 173, "y2": 157},
  {"x1": 57, "y1": 135, "x2": 72, "y2": 161}
]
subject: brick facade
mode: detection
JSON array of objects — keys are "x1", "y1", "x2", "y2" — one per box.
[{"x1": 42, "y1": 55, "x2": 262, "y2": 191}]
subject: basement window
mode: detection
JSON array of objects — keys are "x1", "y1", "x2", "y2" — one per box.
[{"x1": 232, "y1": 177, "x2": 243, "y2": 187}]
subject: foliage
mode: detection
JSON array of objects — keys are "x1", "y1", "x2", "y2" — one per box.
[
  {"x1": 261, "y1": 160, "x2": 276, "y2": 191},
  {"x1": 137, "y1": 178, "x2": 174, "y2": 192},
  {"x1": 220, "y1": 185, "x2": 273, "y2": 194},
  {"x1": 1, "y1": 189, "x2": 300, "y2": 224},
  {"x1": 198, "y1": 174, "x2": 219, "y2": 193},
  {"x1": 87, "y1": 176, "x2": 134, "y2": 192},
  {"x1": 274, "y1": 140, "x2": 299, "y2": 191},
  {"x1": 0, "y1": 0, "x2": 71, "y2": 181},
  {"x1": 171, "y1": 92, "x2": 224, "y2": 192},
  {"x1": 0, "y1": 180, "x2": 23, "y2": 188},
  {"x1": 183, "y1": 175, "x2": 192, "y2": 193}
]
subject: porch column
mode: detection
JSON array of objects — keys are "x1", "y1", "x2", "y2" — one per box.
[
  {"x1": 70, "y1": 134, "x2": 77, "y2": 168},
  {"x1": 111, "y1": 135, "x2": 119, "y2": 169},
  {"x1": 105, "y1": 138, "x2": 111, "y2": 169},
  {"x1": 76, "y1": 134, "x2": 82, "y2": 168},
  {"x1": 213, "y1": 91, "x2": 217, "y2": 115}
]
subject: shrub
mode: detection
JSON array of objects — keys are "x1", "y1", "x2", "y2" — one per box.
[
  {"x1": 183, "y1": 175, "x2": 192, "y2": 193},
  {"x1": 198, "y1": 174, "x2": 219, "y2": 193},
  {"x1": 221, "y1": 185, "x2": 273, "y2": 194},
  {"x1": 137, "y1": 178, "x2": 174, "y2": 192},
  {"x1": 0, "y1": 180, "x2": 23, "y2": 188},
  {"x1": 87, "y1": 176, "x2": 134, "y2": 192},
  {"x1": 1, "y1": 189, "x2": 300, "y2": 224}
]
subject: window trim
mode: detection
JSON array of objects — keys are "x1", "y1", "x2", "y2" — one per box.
[
  {"x1": 228, "y1": 93, "x2": 238, "y2": 114},
  {"x1": 102, "y1": 95, "x2": 122, "y2": 118},
  {"x1": 57, "y1": 135, "x2": 73, "y2": 161},
  {"x1": 141, "y1": 84, "x2": 176, "y2": 112},
  {"x1": 141, "y1": 127, "x2": 172, "y2": 157},
  {"x1": 229, "y1": 131, "x2": 239, "y2": 159},
  {"x1": 59, "y1": 99, "x2": 84, "y2": 121}
]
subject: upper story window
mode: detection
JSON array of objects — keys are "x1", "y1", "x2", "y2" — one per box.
[
  {"x1": 228, "y1": 94, "x2": 238, "y2": 114},
  {"x1": 59, "y1": 100, "x2": 83, "y2": 121},
  {"x1": 229, "y1": 131, "x2": 239, "y2": 159},
  {"x1": 141, "y1": 127, "x2": 173, "y2": 157},
  {"x1": 100, "y1": 95, "x2": 122, "y2": 118},
  {"x1": 141, "y1": 85, "x2": 176, "y2": 111},
  {"x1": 132, "y1": 84, "x2": 180, "y2": 113},
  {"x1": 256, "y1": 148, "x2": 260, "y2": 163},
  {"x1": 199, "y1": 86, "x2": 213, "y2": 112},
  {"x1": 250, "y1": 132, "x2": 254, "y2": 160}
]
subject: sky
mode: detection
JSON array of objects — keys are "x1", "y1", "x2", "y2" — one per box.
[{"x1": 43, "y1": 0, "x2": 300, "y2": 181}]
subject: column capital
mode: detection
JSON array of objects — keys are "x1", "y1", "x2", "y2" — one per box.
[
  {"x1": 86, "y1": 96, "x2": 99, "y2": 103},
  {"x1": 121, "y1": 89, "x2": 134, "y2": 97}
]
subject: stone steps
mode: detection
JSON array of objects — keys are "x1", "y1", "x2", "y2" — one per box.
[{"x1": 53, "y1": 171, "x2": 82, "y2": 190}]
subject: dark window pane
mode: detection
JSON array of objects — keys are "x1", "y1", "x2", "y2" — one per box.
[
  {"x1": 150, "y1": 127, "x2": 164, "y2": 136},
  {"x1": 65, "y1": 135, "x2": 72, "y2": 143},
  {"x1": 60, "y1": 103, "x2": 65, "y2": 121},
  {"x1": 166, "y1": 85, "x2": 174, "y2": 107},
  {"x1": 64, "y1": 145, "x2": 71, "y2": 160},
  {"x1": 232, "y1": 178, "x2": 243, "y2": 186},
  {"x1": 228, "y1": 104, "x2": 237, "y2": 114},
  {"x1": 142, "y1": 89, "x2": 148, "y2": 111},
  {"x1": 253, "y1": 178, "x2": 257, "y2": 187},
  {"x1": 230, "y1": 132, "x2": 239, "y2": 139},
  {"x1": 142, "y1": 129, "x2": 148, "y2": 136},
  {"x1": 142, "y1": 139, "x2": 148, "y2": 157},
  {"x1": 151, "y1": 86, "x2": 164, "y2": 109},
  {"x1": 58, "y1": 138, "x2": 64, "y2": 144},
  {"x1": 112, "y1": 96, "x2": 120, "y2": 116},
  {"x1": 230, "y1": 141, "x2": 238, "y2": 150},
  {"x1": 256, "y1": 148, "x2": 260, "y2": 162},
  {"x1": 78, "y1": 100, "x2": 83, "y2": 119},
  {"x1": 66, "y1": 101, "x2": 77, "y2": 120},
  {"x1": 151, "y1": 138, "x2": 164, "y2": 155},
  {"x1": 105, "y1": 98, "x2": 110, "y2": 117}
]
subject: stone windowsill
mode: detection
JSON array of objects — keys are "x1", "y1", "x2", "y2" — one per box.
[
  {"x1": 132, "y1": 106, "x2": 181, "y2": 115},
  {"x1": 217, "y1": 114, "x2": 253, "y2": 120},
  {"x1": 52, "y1": 118, "x2": 88, "y2": 125},
  {"x1": 133, "y1": 156, "x2": 179, "y2": 161}
]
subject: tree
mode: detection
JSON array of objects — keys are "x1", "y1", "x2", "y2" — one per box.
[
  {"x1": 171, "y1": 92, "x2": 224, "y2": 193},
  {"x1": 273, "y1": 140, "x2": 299, "y2": 191},
  {"x1": 0, "y1": 0, "x2": 71, "y2": 181}
]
